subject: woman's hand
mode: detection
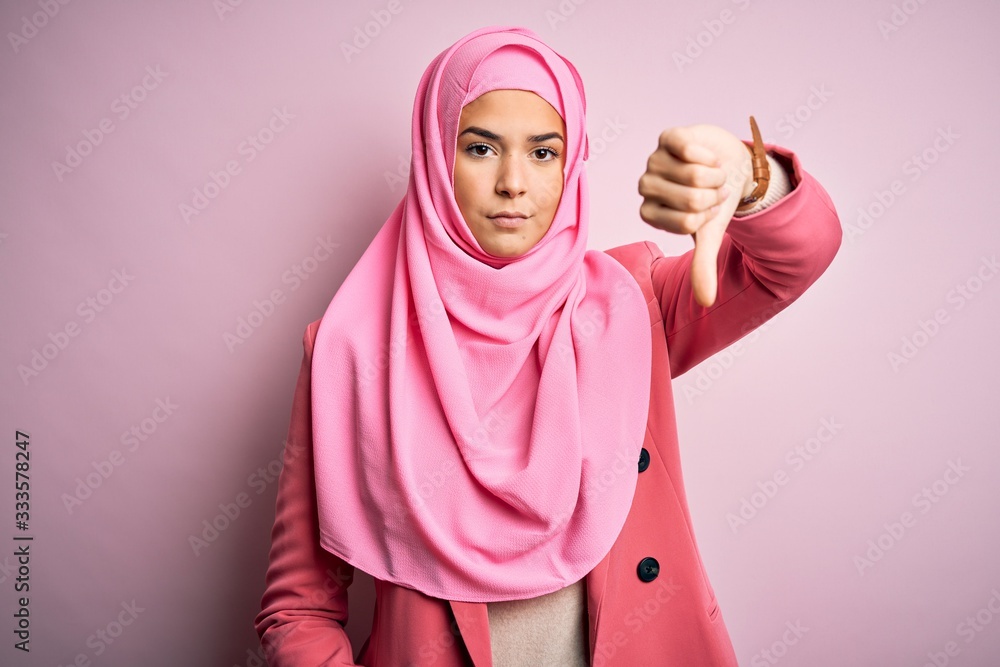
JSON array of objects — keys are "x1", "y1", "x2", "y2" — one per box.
[{"x1": 638, "y1": 124, "x2": 754, "y2": 307}]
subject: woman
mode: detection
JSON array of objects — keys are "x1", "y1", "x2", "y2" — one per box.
[{"x1": 254, "y1": 25, "x2": 841, "y2": 666}]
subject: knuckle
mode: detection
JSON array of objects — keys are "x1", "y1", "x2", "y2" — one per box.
[
  {"x1": 638, "y1": 201, "x2": 655, "y2": 224},
  {"x1": 680, "y1": 213, "x2": 700, "y2": 234},
  {"x1": 682, "y1": 191, "x2": 701, "y2": 212},
  {"x1": 693, "y1": 165, "x2": 715, "y2": 188}
]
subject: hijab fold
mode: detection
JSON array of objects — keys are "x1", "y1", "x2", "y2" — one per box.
[{"x1": 310, "y1": 25, "x2": 652, "y2": 603}]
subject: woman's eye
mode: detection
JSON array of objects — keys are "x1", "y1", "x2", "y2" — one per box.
[
  {"x1": 467, "y1": 143, "x2": 491, "y2": 157},
  {"x1": 534, "y1": 147, "x2": 558, "y2": 160}
]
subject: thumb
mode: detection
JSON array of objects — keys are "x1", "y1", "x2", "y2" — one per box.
[
  {"x1": 689, "y1": 162, "x2": 744, "y2": 306},
  {"x1": 689, "y1": 206, "x2": 732, "y2": 307}
]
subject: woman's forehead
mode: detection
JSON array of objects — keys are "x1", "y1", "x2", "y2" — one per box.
[{"x1": 460, "y1": 89, "x2": 565, "y2": 126}]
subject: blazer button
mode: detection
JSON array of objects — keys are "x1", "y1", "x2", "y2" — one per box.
[
  {"x1": 637, "y1": 557, "x2": 659, "y2": 582},
  {"x1": 638, "y1": 448, "x2": 650, "y2": 473}
]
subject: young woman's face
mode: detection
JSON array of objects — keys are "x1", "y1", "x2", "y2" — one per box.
[{"x1": 454, "y1": 89, "x2": 567, "y2": 259}]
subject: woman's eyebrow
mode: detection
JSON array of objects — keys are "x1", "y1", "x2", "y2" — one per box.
[
  {"x1": 458, "y1": 126, "x2": 565, "y2": 144},
  {"x1": 529, "y1": 131, "x2": 565, "y2": 143}
]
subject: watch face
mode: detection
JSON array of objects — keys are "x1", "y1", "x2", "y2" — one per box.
[{"x1": 740, "y1": 185, "x2": 759, "y2": 205}]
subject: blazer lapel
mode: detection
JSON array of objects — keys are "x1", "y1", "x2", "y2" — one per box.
[{"x1": 449, "y1": 600, "x2": 492, "y2": 666}]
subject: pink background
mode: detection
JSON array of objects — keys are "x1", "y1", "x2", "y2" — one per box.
[{"x1": 2, "y1": 0, "x2": 999, "y2": 665}]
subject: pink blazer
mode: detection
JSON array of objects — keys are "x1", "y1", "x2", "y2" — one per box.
[{"x1": 254, "y1": 144, "x2": 842, "y2": 666}]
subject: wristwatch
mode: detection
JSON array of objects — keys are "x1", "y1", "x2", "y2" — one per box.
[{"x1": 736, "y1": 115, "x2": 770, "y2": 211}]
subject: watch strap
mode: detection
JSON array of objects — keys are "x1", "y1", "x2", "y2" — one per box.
[{"x1": 736, "y1": 115, "x2": 770, "y2": 211}]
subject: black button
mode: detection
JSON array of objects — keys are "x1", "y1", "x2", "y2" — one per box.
[
  {"x1": 637, "y1": 557, "x2": 659, "y2": 582},
  {"x1": 638, "y1": 448, "x2": 650, "y2": 473}
]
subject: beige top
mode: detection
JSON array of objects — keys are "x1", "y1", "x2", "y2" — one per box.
[{"x1": 487, "y1": 578, "x2": 590, "y2": 667}]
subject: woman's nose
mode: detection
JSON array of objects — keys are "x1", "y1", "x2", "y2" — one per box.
[{"x1": 495, "y1": 155, "x2": 526, "y2": 198}]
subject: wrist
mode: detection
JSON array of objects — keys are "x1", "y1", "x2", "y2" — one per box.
[
  {"x1": 735, "y1": 116, "x2": 769, "y2": 211},
  {"x1": 739, "y1": 144, "x2": 755, "y2": 199},
  {"x1": 732, "y1": 153, "x2": 792, "y2": 217}
]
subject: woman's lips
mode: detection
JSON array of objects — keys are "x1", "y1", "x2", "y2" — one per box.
[{"x1": 489, "y1": 215, "x2": 528, "y2": 228}]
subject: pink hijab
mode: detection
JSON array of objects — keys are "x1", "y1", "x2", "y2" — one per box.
[{"x1": 310, "y1": 25, "x2": 652, "y2": 603}]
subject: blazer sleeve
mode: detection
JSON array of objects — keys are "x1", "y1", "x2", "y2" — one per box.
[
  {"x1": 651, "y1": 144, "x2": 842, "y2": 378},
  {"x1": 254, "y1": 323, "x2": 362, "y2": 666}
]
